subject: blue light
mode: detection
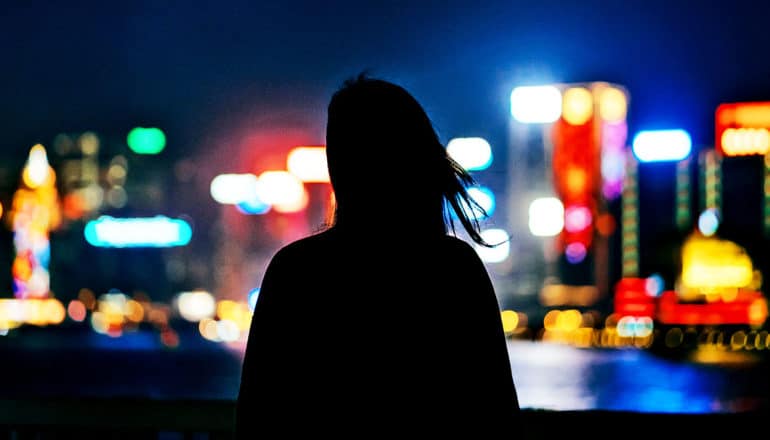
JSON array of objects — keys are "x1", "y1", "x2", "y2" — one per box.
[
  {"x1": 248, "y1": 288, "x2": 260, "y2": 311},
  {"x1": 84, "y1": 216, "x2": 192, "y2": 248},
  {"x1": 236, "y1": 195, "x2": 271, "y2": 215},
  {"x1": 632, "y1": 129, "x2": 692, "y2": 162},
  {"x1": 452, "y1": 186, "x2": 496, "y2": 220}
]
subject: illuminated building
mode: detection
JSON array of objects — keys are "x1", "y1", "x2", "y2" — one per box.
[
  {"x1": 8, "y1": 145, "x2": 61, "y2": 299},
  {"x1": 508, "y1": 82, "x2": 629, "y2": 304}
]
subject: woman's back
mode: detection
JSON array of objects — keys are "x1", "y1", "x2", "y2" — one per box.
[{"x1": 236, "y1": 228, "x2": 519, "y2": 435}]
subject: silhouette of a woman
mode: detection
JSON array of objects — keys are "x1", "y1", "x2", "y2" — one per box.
[{"x1": 236, "y1": 75, "x2": 520, "y2": 437}]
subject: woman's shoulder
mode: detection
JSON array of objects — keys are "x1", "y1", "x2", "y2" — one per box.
[{"x1": 270, "y1": 229, "x2": 336, "y2": 262}]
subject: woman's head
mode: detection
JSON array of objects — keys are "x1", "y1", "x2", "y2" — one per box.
[{"x1": 325, "y1": 74, "x2": 490, "y2": 246}]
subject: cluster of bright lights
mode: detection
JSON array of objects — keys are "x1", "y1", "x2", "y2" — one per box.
[
  {"x1": 510, "y1": 83, "x2": 627, "y2": 125},
  {"x1": 632, "y1": 129, "x2": 692, "y2": 162},
  {"x1": 11, "y1": 144, "x2": 60, "y2": 299},
  {"x1": 84, "y1": 216, "x2": 192, "y2": 248},
  {"x1": 0, "y1": 298, "x2": 66, "y2": 332},
  {"x1": 720, "y1": 128, "x2": 770, "y2": 156},
  {"x1": 210, "y1": 170, "x2": 309, "y2": 214},
  {"x1": 616, "y1": 316, "x2": 654, "y2": 338},
  {"x1": 446, "y1": 137, "x2": 493, "y2": 171}
]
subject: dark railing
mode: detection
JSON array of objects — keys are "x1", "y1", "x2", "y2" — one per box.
[{"x1": 1, "y1": 398, "x2": 767, "y2": 439}]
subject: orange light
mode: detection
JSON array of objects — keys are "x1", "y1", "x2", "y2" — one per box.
[
  {"x1": 566, "y1": 167, "x2": 588, "y2": 195},
  {"x1": 721, "y1": 128, "x2": 770, "y2": 156},
  {"x1": 716, "y1": 102, "x2": 770, "y2": 156}
]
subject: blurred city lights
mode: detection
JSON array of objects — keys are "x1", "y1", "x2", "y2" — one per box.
[
  {"x1": 127, "y1": 127, "x2": 166, "y2": 154},
  {"x1": 84, "y1": 216, "x2": 192, "y2": 248},
  {"x1": 564, "y1": 205, "x2": 593, "y2": 233},
  {"x1": 632, "y1": 129, "x2": 692, "y2": 162},
  {"x1": 23, "y1": 144, "x2": 52, "y2": 188},
  {"x1": 680, "y1": 234, "x2": 754, "y2": 293},
  {"x1": 446, "y1": 137, "x2": 493, "y2": 171},
  {"x1": 236, "y1": 195, "x2": 271, "y2": 215},
  {"x1": 720, "y1": 128, "x2": 770, "y2": 156},
  {"x1": 257, "y1": 171, "x2": 308, "y2": 213},
  {"x1": 597, "y1": 86, "x2": 628, "y2": 123},
  {"x1": 565, "y1": 242, "x2": 587, "y2": 264},
  {"x1": 528, "y1": 197, "x2": 564, "y2": 237},
  {"x1": 562, "y1": 87, "x2": 593, "y2": 125},
  {"x1": 510, "y1": 85, "x2": 562, "y2": 123},
  {"x1": 698, "y1": 208, "x2": 720, "y2": 237},
  {"x1": 11, "y1": 144, "x2": 60, "y2": 299},
  {"x1": 175, "y1": 291, "x2": 216, "y2": 322},
  {"x1": 210, "y1": 173, "x2": 259, "y2": 205},
  {"x1": 645, "y1": 274, "x2": 665, "y2": 297},
  {"x1": 287, "y1": 146, "x2": 330, "y2": 183},
  {"x1": 474, "y1": 228, "x2": 510, "y2": 263},
  {"x1": 500, "y1": 310, "x2": 519, "y2": 334}
]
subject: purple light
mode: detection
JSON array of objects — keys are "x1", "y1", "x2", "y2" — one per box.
[{"x1": 565, "y1": 242, "x2": 587, "y2": 264}]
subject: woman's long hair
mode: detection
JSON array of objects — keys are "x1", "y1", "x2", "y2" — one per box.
[{"x1": 325, "y1": 74, "x2": 492, "y2": 247}]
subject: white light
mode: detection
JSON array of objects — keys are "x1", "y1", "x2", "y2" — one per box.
[
  {"x1": 528, "y1": 197, "x2": 564, "y2": 237},
  {"x1": 257, "y1": 171, "x2": 308, "y2": 213},
  {"x1": 287, "y1": 146, "x2": 330, "y2": 183},
  {"x1": 510, "y1": 86, "x2": 562, "y2": 123},
  {"x1": 632, "y1": 129, "x2": 692, "y2": 162},
  {"x1": 210, "y1": 174, "x2": 259, "y2": 204},
  {"x1": 446, "y1": 137, "x2": 493, "y2": 171},
  {"x1": 26, "y1": 144, "x2": 50, "y2": 187},
  {"x1": 698, "y1": 209, "x2": 720, "y2": 237},
  {"x1": 474, "y1": 229, "x2": 511, "y2": 263},
  {"x1": 84, "y1": 216, "x2": 192, "y2": 248},
  {"x1": 176, "y1": 291, "x2": 216, "y2": 322}
]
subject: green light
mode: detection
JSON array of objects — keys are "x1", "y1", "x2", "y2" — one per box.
[{"x1": 127, "y1": 127, "x2": 166, "y2": 154}]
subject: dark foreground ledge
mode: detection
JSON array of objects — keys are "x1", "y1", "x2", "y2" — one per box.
[{"x1": 0, "y1": 398, "x2": 766, "y2": 439}]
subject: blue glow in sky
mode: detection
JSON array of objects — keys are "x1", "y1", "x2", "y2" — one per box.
[{"x1": 3, "y1": 0, "x2": 770, "y2": 164}]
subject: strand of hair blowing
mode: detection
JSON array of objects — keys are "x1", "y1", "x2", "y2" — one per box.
[{"x1": 442, "y1": 152, "x2": 494, "y2": 248}]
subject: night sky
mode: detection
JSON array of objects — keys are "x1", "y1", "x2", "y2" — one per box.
[{"x1": 3, "y1": 0, "x2": 770, "y2": 165}]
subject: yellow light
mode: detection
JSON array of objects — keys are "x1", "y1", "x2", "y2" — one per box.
[
  {"x1": 42, "y1": 299, "x2": 65, "y2": 325},
  {"x1": 721, "y1": 128, "x2": 770, "y2": 156},
  {"x1": 680, "y1": 234, "x2": 754, "y2": 292},
  {"x1": 501, "y1": 310, "x2": 519, "y2": 334},
  {"x1": 598, "y1": 87, "x2": 627, "y2": 123},
  {"x1": 543, "y1": 310, "x2": 560, "y2": 331},
  {"x1": 566, "y1": 167, "x2": 588, "y2": 195},
  {"x1": 556, "y1": 309, "x2": 582, "y2": 331},
  {"x1": 126, "y1": 299, "x2": 145, "y2": 323},
  {"x1": 562, "y1": 87, "x2": 593, "y2": 125},
  {"x1": 287, "y1": 147, "x2": 329, "y2": 183}
]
